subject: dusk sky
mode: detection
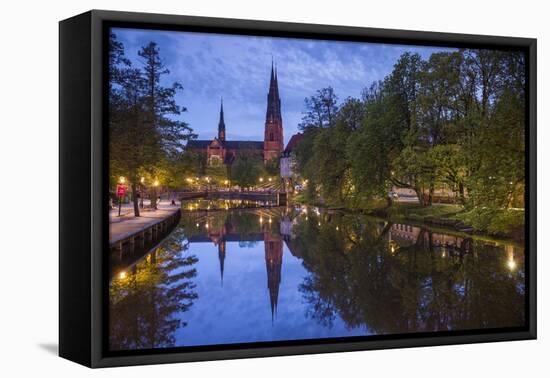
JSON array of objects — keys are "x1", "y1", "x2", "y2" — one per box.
[{"x1": 113, "y1": 27, "x2": 451, "y2": 145}]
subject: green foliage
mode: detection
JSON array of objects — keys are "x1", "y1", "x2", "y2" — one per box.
[
  {"x1": 311, "y1": 121, "x2": 352, "y2": 206},
  {"x1": 230, "y1": 152, "x2": 265, "y2": 189},
  {"x1": 108, "y1": 34, "x2": 197, "y2": 215},
  {"x1": 264, "y1": 158, "x2": 280, "y2": 177},
  {"x1": 205, "y1": 163, "x2": 229, "y2": 187},
  {"x1": 465, "y1": 89, "x2": 525, "y2": 208},
  {"x1": 293, "y1": 48, "x2": 525, "y2": 227},
  {"x1": 298, "y1": 86, "x2": 339, "y2": 130},
  {"x1": 393, "y1": 203, "x2": 462, "y2": 220},
  {"x1": 454, "y1": 208, "x2": 524, "y2": 236}
]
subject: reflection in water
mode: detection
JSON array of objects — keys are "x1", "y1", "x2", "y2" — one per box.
[
  {"x1": 109, "y1": 227, "x2": 198, "y2": 350},
  {"x1": 109, "y1": 202, "x2": 525, "y2": 351}
]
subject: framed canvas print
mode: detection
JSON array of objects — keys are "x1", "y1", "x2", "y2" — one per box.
[{"x1": 59, "y1": 10, "x2": 536, "y2": 368}]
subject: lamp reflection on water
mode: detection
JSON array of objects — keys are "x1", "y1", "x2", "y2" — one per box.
[{"x1": 506, "y1": 245, "x2": 517, "y2": 271}]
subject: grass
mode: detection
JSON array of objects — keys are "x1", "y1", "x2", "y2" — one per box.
[
  {"x1": 452, "y1": 207, "x2": 524, "y2": 238},
  {"x1": 293, "y1": 195, "x2": 525, "y2": 240},
  {"x1": 383, "y1": 202, "x2": 524, "y2": 240},
  {"x1": 386, "y1": 202, "x2": 462, "y2": 221}
]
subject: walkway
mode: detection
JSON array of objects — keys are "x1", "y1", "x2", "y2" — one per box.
[{"x1": 109, "y1": 202, "x2": 180, "y2": 245}]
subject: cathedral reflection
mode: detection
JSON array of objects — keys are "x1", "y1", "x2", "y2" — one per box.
[{"x1": 185, "y1": 209, "x2": 289, "y2": 321}]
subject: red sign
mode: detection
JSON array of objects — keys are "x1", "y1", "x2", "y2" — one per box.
[{"x1": 116, "y1": 184, "x2": 127, "y2": 197}]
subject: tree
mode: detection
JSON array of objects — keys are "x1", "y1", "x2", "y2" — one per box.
[
  {"x1": 310, "y1": 121, "x2": 353, "y2": 206},
  {"x1": 205, "y1": 162, "x2": 230, "y2": 189},
  {"x1": 109, "y1": 38, "x2": 196, "y2": 215},
  {"x1": 138, "y1": 42, "x2": 195, "y2": 209},
  {"x1": 231, "y1": 149, "x2": 264, "y2": 189},
  {"x1": 109, "y1": 61, "x2": 157, "y2": 216},
  {"x1": 337, "y1": 97, "x2": 365, "y2": 131},
  {"x1": 348, "y1": 82, "x2": 402, "y2": 207},
  {"x1": 298, "y1": 87, "x2": 339, "y2": 130}
]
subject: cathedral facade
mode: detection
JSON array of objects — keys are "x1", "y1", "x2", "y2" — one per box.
[{"x1": 187, "y1": 63, "x2": 284, "y2": 164}]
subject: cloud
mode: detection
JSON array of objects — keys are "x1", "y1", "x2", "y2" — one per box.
[{"x1": 112, "y1": 27, "x2": 451, "y2": 145}]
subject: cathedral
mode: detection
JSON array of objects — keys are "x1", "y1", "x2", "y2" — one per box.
[{"x1": 187, "y1": 63, "x2": 284, "y2": 164}]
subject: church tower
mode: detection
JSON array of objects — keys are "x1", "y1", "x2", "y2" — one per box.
[
  {"x1": 264, "y1": 231, "x2": 283, "y2": 322},
  {"x1": 264, "y1": 62, "x2": 284, "y2": 162},
  {"x1": 218, "y1": 98, "x2": 226, "y2": 142}
]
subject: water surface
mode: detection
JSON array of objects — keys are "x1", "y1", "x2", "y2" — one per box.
[{"x1": 109, "y1": 202, "x2": 525, "y2": 351}]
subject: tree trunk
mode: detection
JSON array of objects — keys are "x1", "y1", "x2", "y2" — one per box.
[
  {"x1": 151, "y1": 187, "x2": 157, "y2": 210},
  {"x1": 428, "y1": 183, "x2": 434, "y2": 206},
  {"x1": 458, "y1": 182, "x2": 466, "y2": 205},
  {"x1": 132, "y1": 182, "x2": 140, "y2": 217},
  {"x1": 415, "y1": 187, "x2": 425, "y2": 206},
  {"x1": 385, "y1": 195, "x2": 393, "y2": 209}
]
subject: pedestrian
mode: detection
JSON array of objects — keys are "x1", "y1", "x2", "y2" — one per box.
[{"x1": 171, "y1": 199, "x2": 176, "y2": 206}]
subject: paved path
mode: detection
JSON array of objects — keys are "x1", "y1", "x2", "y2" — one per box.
[{"x1": 109, "y1": 202, "x2": 180, "y2": 245}]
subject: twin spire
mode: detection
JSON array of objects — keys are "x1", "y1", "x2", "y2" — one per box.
[
  {"x1": 217, "y1": 59, "x2": 281, "y2": 142},
  {"x1": 218, "y1": 97, "x2": 226, "y2": 142},
  {"x1": 267, "y1": 59, "x2": 281, "y2": 123}
]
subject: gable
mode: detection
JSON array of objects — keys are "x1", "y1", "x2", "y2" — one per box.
[{"x1": 209, "y1": 138, "x2": 222, "y2": 148}]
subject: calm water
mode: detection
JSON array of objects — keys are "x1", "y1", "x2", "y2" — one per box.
[{"x1": 109, "y1": 201, "x2": 525, "y2": 351}]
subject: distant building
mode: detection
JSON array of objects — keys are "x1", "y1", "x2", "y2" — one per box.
[{"x1": 187, "y1": 63, "x2": 284, "y2": 165}]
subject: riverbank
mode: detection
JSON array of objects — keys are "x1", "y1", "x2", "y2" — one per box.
[
  {"x1": 370, "y1": 202, "x2": 524, "y2": 241},
  {"x1": 292, "y1": 193, "x2": 524, "y2": 241}
]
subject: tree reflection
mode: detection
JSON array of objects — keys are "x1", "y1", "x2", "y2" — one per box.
[
  {"x1": 109, "y1": 227, "x2": 198, "y2": 350},
  {"x1": 109, "y1": 206, "x2": 526, "y2": 350},
  {"x1": 295, "y1": 213, "x2": 525, "y2": 334}
]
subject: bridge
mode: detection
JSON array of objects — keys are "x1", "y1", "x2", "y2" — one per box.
[{"x1": 167, "y1": 190, "x2": 288, "y2": 206}]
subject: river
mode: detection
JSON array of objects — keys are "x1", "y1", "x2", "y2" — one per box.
[{"x1": 108, "y1": 199, "x2": 525, "y2": 351}]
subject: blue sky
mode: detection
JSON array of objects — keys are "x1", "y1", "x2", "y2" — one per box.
[{"x1": 113, "y1": 27, "x2": 450, "y2": 145}]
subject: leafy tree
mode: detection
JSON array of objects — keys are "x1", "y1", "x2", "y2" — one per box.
[
  {"x1": 205, "y1": 162, "x2": 230, "y2": 189},
  {"x1": 337, "y1": 97, "x2": 365, "y2": 131},
  {"x1": 110, "y1": 65, "x2": 156, "y2": 216},
  {"x1": 310, "y1": 121, "x2": 353, "y2": 206},
  {"x1": 298, "y1": 87, "x2": 339, "y2": 130},
  {"x1": 109, "y1": 37, "x2": 196, "y2": 215},
  {"x1": 230, "y1": 147, "x2": 265, "y2": 189},
  {"x1": 294, "y1": 49, "x2": 525, "y2": 216}
]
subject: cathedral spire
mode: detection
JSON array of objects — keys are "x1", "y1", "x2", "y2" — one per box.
[
  {"x1": 218, "y1": 97, "x2": 226, "y2": 142},
  {"x1": 264, "y1": 61, "x2": 284, "y2": 162},
  {"x1": 266, "y1": 60, "x2": 281, "y2": 123}
]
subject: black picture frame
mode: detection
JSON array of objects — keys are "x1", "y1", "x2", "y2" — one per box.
[{"x1": 59, "y1": 9, "x2": 537, "y2": 368}]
